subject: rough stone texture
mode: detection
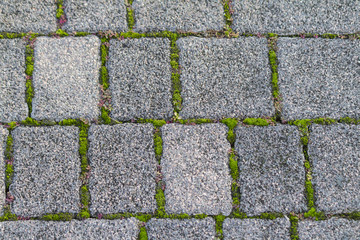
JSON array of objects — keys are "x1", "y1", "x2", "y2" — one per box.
[
  {"x1": 235, "y1": 125, "x2": 307, "y2": 216},
  {"x1": 178, "y1": 37, "x2": 274, "y2": 119},
  {"x1": 133, "y1": 0, "x2": 224, "y2": 32},
  {"x1": 277, "y1": 38, "x2": 360, "y2": 120},
  {"x1": 88, "y1": 124, "x2": 157, "y2": 215},
  {"x1": 309, "y1": 124, "x2": 360, "y2": 214},
  {"x1": 0, "y1": 128, "x2": 8, "y2": 215},
  {"x1": 32, "y1": 36, "x2": 101, "y2": 121},
  {"x1": 0, "y1": 218, "x2": 140, "y2": 239},
  {"x1": 298, "y1": 218, "x2": 360, "y2": 240},
  {"x1": 108, "y1": 38, "x2": 173, "y2": 121},
  {"x1": 0, "y1": 0, "x2": 57, "y2": 33},
  {"x1": 223, "y1": 218, "x2": 290, "y2": 240},
  {"x1": 63, "y1": 0, "x2": 128, "y2": 33},
  {"x1": 0, "y1": 39, "x2": 28, "y2": 122},
  {"x1": 161, "y1": 124, "x2": 232, "y2": 215},
  {"x1": 146, "y1": 218, "x2": 216, "y2": 240},
  {"x1": 232, "y1": 0, "x2": 360, "y2": 34},
  {"x1": 10, "y1": 126, "x2": 81, "y2": 217}
]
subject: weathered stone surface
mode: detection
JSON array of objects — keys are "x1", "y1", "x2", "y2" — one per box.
[{"x1": 0, "y1": 128, "x2": 8, "y2": 215}]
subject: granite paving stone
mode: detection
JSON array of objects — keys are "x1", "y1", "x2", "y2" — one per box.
[
  {"x1": 232, "y1": 0, "x2": 360, "y2": 34},
  {"x1": 277, "y1": 38, "x2": 360, "y2": 120},
  {"x1": 0, "y1": 39, "x2": 28, "y2": 122},
  {"x1": 88, "y1": 124, "x2": 157, "y2": 215},
  {"x1": 0, "y1": 218, "x2": 140, "y2": 239},
  {"x1": 161, "y1": 124, "x2": 232, "y2": 215},
  {"x1": 0, "y1": 128, "x2": 8, "y2": 215},
  {"x1": 146, "y1": 218, "x2": 216, "y2": 240},
  {"x1": 10, "y1": 126, "x2": 81, "y2": 217},
  {"x1": 308, "y1": 124, "x2": 360, "y2": 214},
  {"x1": 132, "y1": 0, "x2": 224, "y2": 32},
  {"x1": 32, "y1": 36, "x2": 101, "y2": 121},
  {"x1": 63, "y1": 0, "x2": 128, "y2": 33},
  {"x1": 223, "y1": 218, "x2": 290, "y2": 240},
  {"x1": 108, "y1": 38, "x2": 173, "y2": 121},
  {"x1": 0, "y1": 0, "x2": 57, "y2": 33},
  {"x1": 235, "y1": 125, "x2": 307, "y2": 216},
  {"x1": 298, "y1": 218, "x2": 360, "y2": 240},
  {"x1": 177, "y1": 37, "x2": 274, "y2": 119}
]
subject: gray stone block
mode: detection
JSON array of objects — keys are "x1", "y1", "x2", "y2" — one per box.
[
  {"x1": 309, "y1": 124, "x2": 360, "y2": 214},
  {"x1": 63, "y1": 0, "x2": 128, "y2": 33},
  {"x1": 10, "y1": 126, "x2": 81, "y2": 217},
  {"x1": 108, "y1": 38, "x2": 173, "y2": 121},
  {"x1": 133, "y1": 0, "x2": 224, "y2": 32},
  {"x1": 146, "y1": 218, "x2": 216, "y2": 240},
  {"x1": 298, "y1": 218, "x2": 360, "y2": 240},
  {"x1": 177, "y1": 37, "x2": 274, "y2": 119},
  {"x1": 161, "y1": 124, "x2": 232, "y2": 215},
  {"x1": 0, "y1": 218, "x2": 140, "y2": 239},
  {"x1": 32, "y1": 36, "x2": 101, "y2": 121},
  {"x1": 0, "y1": 39, "x2": 28, "y2": 122},
  {"x1": 88, "y1": 124, "x2": 157, "y2": 215},
  {"x1": 235, "y1": 125, "x2": 307, "y2": 216},
  {"x1": 0, "y1": 0, "x2": 57, "y2": 33},
  {"x1": 232, "y1": 0, "x2": 360, "y2": 34},
  {"x1": 277, "y1": 38, "x2": 360, "y2": 120},
  {"x1": 223, "y1": 218, "x2": 290, "y2": 240},
  {"x1": 0, "y1": 128, "x2": 8, "y2": 215}
]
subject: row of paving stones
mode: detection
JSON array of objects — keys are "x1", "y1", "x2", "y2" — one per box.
[
  {"x1": 0, "y1": 0, "x2": 359, "y2": 34},
  {"x1": 0, "y1": 36, "x2": 359, "y2": 122},
  {"x1": 1, "y1": 123, "x2": 359, "y2": 217},
  {"x1": 0, "y1": 218, "x2": 359, "y2": 239}
]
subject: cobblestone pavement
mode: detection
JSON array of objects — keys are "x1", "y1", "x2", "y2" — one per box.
[{"x1": 0, "y1": 0, "x2": 359, "y2": 239}]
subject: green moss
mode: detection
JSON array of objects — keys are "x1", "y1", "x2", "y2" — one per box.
[
  {"x1": 41, "y1": 213, "x2": 72, "y2": 221},
  {"x1": 55, "y1": 29, "x2": 68, "y2": 37},
  {"x1": 21, "y1": 117, "x2": 40, "y2": 126},
  {"x1": 137, "y1": 119, "x2": 166, "y2": 128},
  {"x1": 223, "y1": 0, "x2": 233, "y2": 26},
  {"x1": 58, "y1": 119, "x2": 78, "y2": 126},
  {"x1": 339, "y1": 117, "x2": 360, "y2": 125},
  {"x1": 243, "y1": 118, "x2": 269, "y2": 126},
  {"x1": 304, "y1": 207, "x2": 326, "y2": 220},
  {"x1": 347, "y1": 212, "x2": 360, "y2": 220},
  {"x1": 194, "y1": 214, "x2": 208, "y2": 219},
  {"x1": 100, "y1": 66, "x2": 109, "y2": 89},
  {"x1": 322, "y1": 33, "x2": 337, "y2": 39},
  {"x1": 268, "y1": 33, "x2": 278, "y2": 38},
  {"x1": 79, "y1": 137, "x2": 87, "y2": 158},
  {"x1": 170, "y1": 36, "x2": 182, "y2": 118},
  {"x1": 101, "y1": 107, "x2": 112, "y2": 124},
  {"x1": 229, "y1": 151, "x2": 238, "y2": 180},
  {"x1": 304, "y1": 161, "x2": 310, "y2": 169},
  {"x1": 7, "y1": 122, "x2": 18, "y2": 130},
  {"x1": 78, "y1": 209, "x2": 90, "y2": 219},
  {"x1": 56, "y1": 3, "x2": 64, "y2": 18},
  {"x1": 80, "y1": 185, "x2": 89, "y2": 207},
  {"x1": 166, "y1": 213, "x2": 191, "y2": 219},
  {"x1": 25, "y1": 64, "x2": 33, "y2": 76},
  {"x1": 5, "y1": 164, "x2": 13, "y2": 189},
  {"x1": 139, "y1": 227, "x2": 148, "y2": 240},
  {"x1": 305, "y1": 180, "x2": 314, "y2": 208},
  {"x1": 155, "y1": 188, "x2": 166, "y2": 217},
  {"x1": 75, "y1": 32, "x2": 90, "y2": 37},
  {"x1": 221, "y1": 118, "x2": 238, "y2": 130},
  {"x1": 154, "y1": 131, "x2": 163, "y2": 160},
  {"x1": 119, "y1": 31, "x2": 146, "y2": 39},
  {"x1": 0, "y1": 206, "x2": 17, "y2": 221},
  {"x1": 5, "y1": 134, "x2": 13, "y2": 160},
  {"x1": 289, "y1": 214, "x2": 299, "y2": 240},
  {"x1": 258, "y1": 212, "x2": 283, "y2": 219},
  {"x1": 135, "y1": 214, "x2": 152, "y2": 222},
  {"x1": 312, "y1": 118, "x2": 336, "y2": 125},
  {"x1": 100, "y1": 43, "x2": 108, "y2": 65},
  {"x1": 214, "y1": 215, "x2": 226, "y2": 239}
]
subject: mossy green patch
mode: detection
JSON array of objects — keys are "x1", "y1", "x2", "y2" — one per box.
[
  {"x1": 41, "y1": 212, "x2": 72, "y2": 221},
  {"x1": 321, "y1": 33, "x2": 337, "y2": 39},
  {"x1": 58, "y1": 119, "x2": 78, "y2": 126},
  {"x1": 5, "y1": 164, "x2": 13, "y2": 189},
  {"x1": 154, "y1": 130, "x2": 162, "y2": 161},
  {"x1": 289, "y1": 214, "x2": 299, "y2": 240},
  {"x1": 257, "y1": 212, "x2": 283, "y2": 220},
  {"x1": 75, "y1": 32, "x2": 90, "y2": 37},
  {"x1": 339, "y1": 117, "x2": 360, "y2": 125},
  {"x1": 80, "y1": 185, "x2": 89, "y2": 208},
  {"x1": 312, "y1": 118, "x2": 336, "y2": 125},
  {"x1": 243, "y1": 118, "x2": 269, "y2": 126},
  {"x1": 139, "y1": 227, "x2": 148, "y2": 240},
  {"x1": 155, "y1": 188, "x2": 166, "y2": 217},
  {"x1": 21, "y1": 117, "x2": 40, "y2": 126},
  {"x1": 0, "y1": 206, "x2": 17, "y2": 221},
  {"x1": 169, "y1": 36, "x2": 182, "y2": 119},
  {"x1": 100, "y1": 66, "x2": 109, "y2": 89},
  {"x1": 304, "y1": 207, "x2": 326, "y2": 220},
  {"x1": 194, "y1": 214, "x2": 208, "y2": 219},
  {"x1": 229, "y1": 151, "x2": 238, "y2": 180},
  {"x1": 305, "y1": 180, "x2": 314, "y2": 208},
  {"x1": 137, "y1": 119, "x2": 166, "y2": 128},
  {"x1": 221, "y1": 118, "x2": 238, "y2": 130},
  {"x1": 101, "y1": 107, "x2": 112, "y2": 124},
  {"x1": 77, "y1": 209, "x2": 90, "y2": 219},
  {"x1": 55, "y1": 29, "x2": 69, "y2": 37},
  {"x1": 214, "y1": 215, "x2": 226, "y2": 239},
  {"x1": 119, "y1": 31, "x2": 146, "y2": 39}
]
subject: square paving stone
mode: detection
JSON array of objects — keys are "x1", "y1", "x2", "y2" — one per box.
[
  {"x1": 223, "y1": 218, "x2": 290, "y2": 240},
  {"x1": 0, "y1": 128, "x2": 8, "y2": 214},
  {"x1": 235, "y1": 125, "x2": 307, "y2": 216},
  {"x1": 10, "y1": 126, "x2": 81, "y2": 217},
  {"x1": 63, "y1": 0, "x2": 128, "y2": 33},
  {"x1": 0, "y1": 39, "x2": 28, "y2": 122},
  {"x1": 277, "y1": 38, "x2": 360, "y2": 120},
  {"x1": 0, "y1": 218, "x2": 140, "y2": 239},
  {"x1": 108, "y1": 38, "x2": 173, "y2": 121},
  {"x1": 0, "y1": 0, "x2": 57, "y2": 33},
  {"x1": 146, "y1": 218, "x2": 216, "y2": 240},
  {"x1": 88, "y1": 124, "x2": 157, "y2": 215},
  {"x1": 232, "y1": 0, "x2": 360, "y2": 34},
  {"x1": 161, "y1": 124, "x2": 232, "y2": 215},
  {"x1": 32, "y1": 36, "x2": 101, "y2": 121},
  {"x1": 308, "y1": 124, "x2": 360, "y2": 214},
  {"x1": 298, "y1": 218, "x2": 360, "y2": 240},
  {"x1": 133, "y1": 0, "x2": 224, "y2": 32},
  {"x1": 177, "y1": 37, "x2": 274, "y2": 119}
]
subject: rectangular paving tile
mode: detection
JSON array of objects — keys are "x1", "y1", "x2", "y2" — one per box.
[
  {"x1": 0, "y1": 128, "x2": 8, "y2": 214},
  {"x1": 10, "y1": 126, "x2": 81, "y2": 217},
  {"x1": 132, "y1": 0, "x2": 224, "y2": 32},
  {"x1": 146, "y1": 218, "x2": 216, "y2": 240},
  {"x1": 277, "y1": 38, "x2": 360, "y2": 120},
  {"x1": 298, "y1": 218, "x2": 360, "y2": 240},
  {"x1": 108, "y1": 38, "x2": 173, "y2": 121},
  {"x1": 223, "y1": 218, "x2": 290, "y2": 240},
  {"x1": 0, "y1": 39, "x2": 28, "y2": 122},
  {"x1": 0, "y1": 0, "x2": 57, "y2": 33},
  {"x1": 88, "y1": 124, "x2": 157, "y2": 215},
  {"x1": 63, "y1": 0, "x2": 128, "y2": 33},
  {"x1": 32, "y1": 36, "x2": 101, "y2": 121},
  {"x1": 308, "y1": 124, "x2": 360, "y2": 214},
  {"x1": 235, "y1": 125, "x2": 307, "y2": 216},
  {"x1": 178, "y1": 37, "x2": 274, "y2": 119},
  {"x1": 0, "y1": 218, "x2": 140, "y2": 239},
  {"x1": 161, "y1": 124, "x2": 232, "y2": 216},
  {"x1": 232, "y1": 0, "x2": 360, "y2": 34}
]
